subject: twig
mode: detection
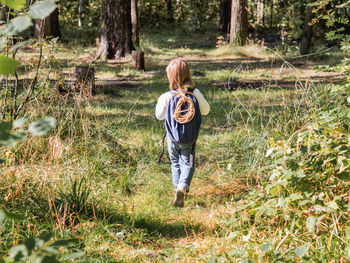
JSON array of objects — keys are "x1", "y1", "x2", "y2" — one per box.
[
  {"x1": 15, "y1": 39, "x2": 43, "y2": 118},
  {"x1": 264, "y1": 47, "x2": 306, "y2": 90},
  {"x1": 275, "y1": 232, "x2": 289, "y2": 252},
  {"x1": 228, "y1": 66, "x2": 253, "y2": 119},
  {"x1": 288, "y1": 47, "x2": 333, "y2": 59}
]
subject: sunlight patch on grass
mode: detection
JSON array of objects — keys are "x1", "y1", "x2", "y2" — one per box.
[{"x1": 210, "y1": 44, "x2": 275, "y2": 60}]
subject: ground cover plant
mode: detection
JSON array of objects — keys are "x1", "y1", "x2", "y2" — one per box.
[{"x1": 0, "y1": 0, "x2": 349, "y2": 262}]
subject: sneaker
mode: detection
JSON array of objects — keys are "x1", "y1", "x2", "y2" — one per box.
[{"x1": 173, "y1": 189, "x2": 185, "y2": 207}]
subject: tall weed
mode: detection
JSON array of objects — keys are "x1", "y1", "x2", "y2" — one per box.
[{"x1": 219, "y1": 83, "x2": 350, "y2": 261}]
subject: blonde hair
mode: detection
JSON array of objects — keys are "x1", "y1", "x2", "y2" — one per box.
[{"x1": 166, "y1": 58, "x2": 194, "y2": 91}]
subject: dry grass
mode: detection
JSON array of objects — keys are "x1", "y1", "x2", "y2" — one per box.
[{"x1": 209, "y1": 44, "x2": 275, "y2": 60}]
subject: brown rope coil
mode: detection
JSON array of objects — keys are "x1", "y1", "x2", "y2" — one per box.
[{"x1": 172, "y1": 91, "x2": 196, "y2": 124}]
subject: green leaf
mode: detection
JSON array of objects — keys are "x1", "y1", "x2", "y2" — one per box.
[
  {"x1": 0, "y1": 210, "x2": 25, "y2": 225},
  {"x1": 13, "y1": 118, "x2": 27, "y2": 129},
  {"x1": 265, "y1": 207, "x2": 277, "y2": 216},
  {"x1": 266, "y1": 148, "x2": 274, "y2": 157},
  {"x1": 0, "y1": 0, "x2": 26, "y2": 10},
  {"x1": 42, "y1": 246, "x2": 60, "y2": 255},
  {"x1": 11, "y1": 39, "x2": 31, "y2": 52},
  {"x1": 269, "y1": 170, "x2": 280, "y2": 181},
  {"x1": 326, "y1": 201, "x2": 339, "y2": 211},
  {"x1": 13, "y1": 130, "x2": 26, "y2": 142},
  {"x1": 269, "y1": 186, "x2": 279, "y2": 196},
  {"x1": 9, "y1": 15, "x2": 32, "y2": 33},
  {"x1": 337, "y1": 172, "x2": 350, "y2": 181},
  {"x1": 0, "y1": 211, "x2": 6, "y2": 225},
  {"x1": 288, "y1": 193, "x2": 302, "y2": 201},
  {"x1": 62, "y1": 251, "x2": 85, "y2": 260},
  {"x1": 36, "y1": 232, "x2": 53, "y2": 245},
  {"x1": 0, "y1": 121, "x2": 24, "y2": 145},
  {"x1": 0, "y1": 121, "x2": 16, "y2": 146},
  {"x1": 28, "y1": 117, "x2": 56, "y2": 136},
  {"x1": 51, "y1": 238, "x2": 78, "y2": 247},
  {"x1": 23, "y1": 237, "x2": 35, "y2": 251},
  {"x1": 306, "y1": 216, "x2": 316, "y2": 233},
  {"x1": 0, "y1": 15, "x2": 33, "y2": 35},
  {"x1": 313, "y1": 205, "x2": 328, "y2": 212},
  {"x1": 0, "y1": 121, "x2": 12, "y2": 134},
  {"x1": 307, "y1": 2, "x2": 321, "y2": 7},
  {"x1": 8, "y1": 244, "x2": 28, "y2": 261},
  {"x1": 295, "y1": 243, "x2": 310, "y2": 257},
  {"x1": 0, "y1": 55, "x2": 18, "y2": 75},
  {"x1": 278, "y1": 197, "x2": 285, "y2": 207},
  {"x1": 260, "y1": 242, "x2": 271, "y2": 253},
  {"x1": 29, "y1": 0, "x2": 57, "y2": 20},
  {"x1": 1, "y1": 210, "x2": 25, "y2": 222}
]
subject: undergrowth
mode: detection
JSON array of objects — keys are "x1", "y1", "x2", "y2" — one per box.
[{"x1": 213, "y1": 83, "x2": 350, "y2": 262}]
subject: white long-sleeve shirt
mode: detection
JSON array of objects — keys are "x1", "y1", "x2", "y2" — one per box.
[{"x1": 155, "y1": 89, "x2": 210, "y2": 120}]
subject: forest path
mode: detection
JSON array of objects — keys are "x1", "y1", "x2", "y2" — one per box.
[
  {"x1": 17, "y1": 42, "x2": 343, "y2": 90},
  {"x1": 92, "y1": 53, "x2": 343, "y2": 91}
]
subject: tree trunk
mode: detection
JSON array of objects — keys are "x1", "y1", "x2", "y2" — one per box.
[
  {"x1": 75, "y1": 66, "x2": 95, "y2": 97},
  {"x1": 132, "y1": 50, "x2": 145, "y2": 70},
  {"x1": 269, "y1": 0, "x2": 273, "y2": 28},
  {"x1": 256, "y1": 0, "x2": 264, "y2": 26},
  {"x1": 220, "y1": 0, "x2": 231, "y2": 34},
  {"x1": 95, "y1": 0, "x2": 134, "y2": 60},
  {"x1": 0, "y1": 6, "x2": 7, "y2": 23},
  {"x1": 166, "y1": 0, "x2": 174, "y2": 23},
  {"x1": 300, "y1": 3, "x2": 313, "y2": 55},
  {"x1": 34, "y1": 8, "x2": 61, "y2": 39},
  {"x1": 131, "y1": 0, "x2": 140, "y2": 47},
  {"x1": 194, "y1": 0, "x2": 202, "y2": 28},
  {"x1": 230, "y1": 0, "x2": 248, "y2": 46},
  {"x1": 179, "y1": 0, "x2": 184, "y2": 22},
  {"x1": 78, "y1": 0, "x2": 87, "y2": 27}
]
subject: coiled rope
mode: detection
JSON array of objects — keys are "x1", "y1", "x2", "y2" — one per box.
[
  {"x1": 172, "y1": 91, "x2": 196, "y2": 124},
  {"x1": 157, "y1": 89, "x2": 196, "y2": 163}
]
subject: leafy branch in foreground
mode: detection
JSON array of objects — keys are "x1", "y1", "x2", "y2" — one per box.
[
  {"x1": 0, "y1": 117, "x2": 84, "y2": 261},
  {"x1": 0, "y1": 0, "x2": 57, "y2": 120},
  {"x1": 0, "y1": 211, "x2": 84, "y2": 263},
  {"x1": 0, "y1": 117, "x2": 56, "y2": 148},
  {"x1": 0, "y1": 117, "x2": 84, "y2": 262}
]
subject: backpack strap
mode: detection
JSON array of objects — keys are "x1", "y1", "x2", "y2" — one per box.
[
  {"x1": 189, "y1": 142, "x2": 196, "y2": 169},
  {"x1": 157, "y1": 130, "x2": 167, "y2": 163},
  {"x1": 171, "y1": 89, "x2": 196, "y2": 99}
]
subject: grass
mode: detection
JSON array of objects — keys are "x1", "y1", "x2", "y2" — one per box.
[{"x1": 0, "y1": 27, "x2": 348, "y2": 262}]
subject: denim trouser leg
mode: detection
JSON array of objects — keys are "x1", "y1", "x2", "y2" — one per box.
[
  {"x1": 168, "y1": 141, "x2": 181, "y2": 189},
  {"x1": 167, "y1": 137, "x2": 195, "y2": 191}
]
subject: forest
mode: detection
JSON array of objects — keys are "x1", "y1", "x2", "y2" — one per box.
[{"x1": 0, "y1": 0, "x2": 349, "y2": 262}]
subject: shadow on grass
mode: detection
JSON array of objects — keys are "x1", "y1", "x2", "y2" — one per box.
[
  {"x1": 92, "y1": 205, "x2": 203, "y2": 239},
  {"x1": 1, "y1": 180, "x2": 202, "y2": 241}
]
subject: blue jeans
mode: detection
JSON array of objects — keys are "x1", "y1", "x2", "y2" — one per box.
[{"x1": 167, "y1": 137, "x2": 195, "y2": 191}]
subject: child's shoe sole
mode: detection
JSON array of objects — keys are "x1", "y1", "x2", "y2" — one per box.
[{"x1": 173, "y1": 190, "x2": 185, "y2": 207}]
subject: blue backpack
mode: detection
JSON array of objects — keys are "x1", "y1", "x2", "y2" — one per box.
[{"x1": 165, "y1": 89, "x2": 202, "y2": 144}]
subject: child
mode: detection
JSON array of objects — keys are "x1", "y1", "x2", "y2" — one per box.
[{"x1": 155, "y1": 58, "x2": 210, "y2": 207}]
